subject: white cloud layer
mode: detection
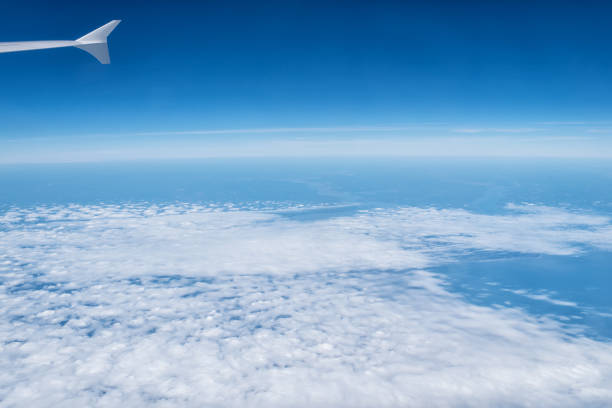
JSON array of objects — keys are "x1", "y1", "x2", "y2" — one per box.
[{"x1": 1, "y1": 203, "x2": 612, "y2": 407}]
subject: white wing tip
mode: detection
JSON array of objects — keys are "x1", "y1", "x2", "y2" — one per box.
[
  {"x1": 77, "y1": 20, "x2": 121, "y2": 43},
  {"x1": 76, "y1": 20, "x2": 121, "y2": 64}
]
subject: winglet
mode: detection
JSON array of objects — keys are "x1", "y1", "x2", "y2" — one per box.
[
  {"x1": 77, "y1": 20, "x2": 121, "y2": 43},
  {"x1": 75, "y1": 20, "x2": 121, "y2": 64}
]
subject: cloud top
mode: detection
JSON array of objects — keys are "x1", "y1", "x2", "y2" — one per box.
[{"x1": 1, "y1": 203, "x2": 612, "y2": 407}]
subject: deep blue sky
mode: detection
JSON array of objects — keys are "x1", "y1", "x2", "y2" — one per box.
[{"x1": 1, "y1": 1, "x2": 612, "y2": 162}]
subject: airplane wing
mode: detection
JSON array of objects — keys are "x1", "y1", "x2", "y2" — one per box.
[{"x1": 0, "y1": 20, "x2": 121, "y2": 64}]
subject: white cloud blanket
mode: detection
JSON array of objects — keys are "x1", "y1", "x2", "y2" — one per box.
[{"x1": 1, "y1": 203, "x2": 611, "y2": 407}]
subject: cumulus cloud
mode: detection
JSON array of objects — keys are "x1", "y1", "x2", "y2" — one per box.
[
  {"x1": 505, "y1": 289, "x2": 578, "y2": 308},
  {"x1": 1, "y1": 203, "x2": 612, "y2": 407}
]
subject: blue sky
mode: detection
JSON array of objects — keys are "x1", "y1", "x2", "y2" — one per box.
[{"x1": 1, "y1": 1, "x2": 612, "y2": 161}]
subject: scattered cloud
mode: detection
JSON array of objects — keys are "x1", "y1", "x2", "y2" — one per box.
[
  {"x1": 505, "y1": 289, "x2": 578, "y2": 308},
  {"x1": 5, "y1": 121, "x2": 612, "y2": 163},
  {"x1": 535, "y1": 121, "x2": 590, "y2": 126},
  {"x1": 132, "y1": 126, "x2": 440, "y2": 137},
  {"x1": 451, "y1": 128, "x2": 541, "y2": 134},
  {"x1": 1, "y1": 203, "x2": 612, "y2": 406}
]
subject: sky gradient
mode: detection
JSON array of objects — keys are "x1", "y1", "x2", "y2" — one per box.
[{"x1": 1, "y1": 1, "x2": 612, "y2": 161}]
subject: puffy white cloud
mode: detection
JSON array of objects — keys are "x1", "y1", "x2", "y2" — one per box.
[{"x1": 1, "y1": 203, "x2": 612, "y2": 407}]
